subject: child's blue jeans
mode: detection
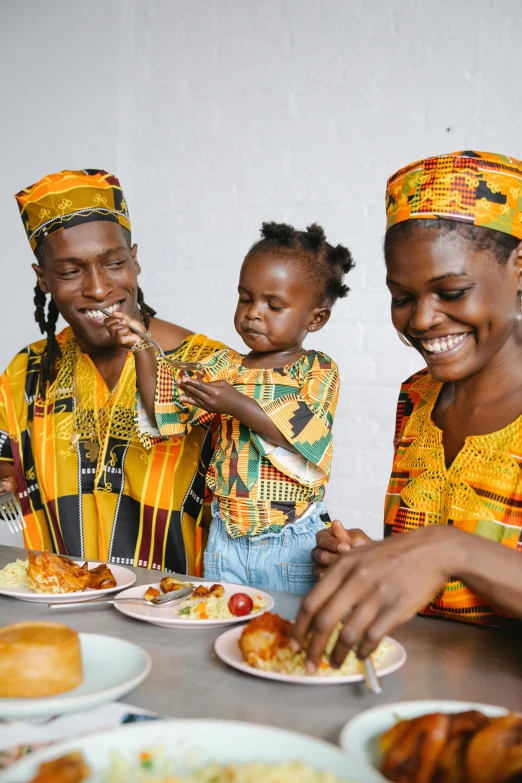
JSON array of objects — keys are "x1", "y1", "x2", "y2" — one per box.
[{"x1": 203, "y1": 500, "x2": 329, "y2": 594}]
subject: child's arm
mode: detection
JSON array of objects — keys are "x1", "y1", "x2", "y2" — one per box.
[
  {"x1": 178, "y1": 376, "x2": 295, "y2": 450},
  {"x1": 103, "y1": 311, "x2": 159, "y2": 424}
]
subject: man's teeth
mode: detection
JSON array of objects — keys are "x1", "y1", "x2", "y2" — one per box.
[
  {"x1": 420, "y1": 333, "x2": 469, "y2": 354},
  {"x1": 84, "y1": 302, "x2": 121, "y2": 320}
]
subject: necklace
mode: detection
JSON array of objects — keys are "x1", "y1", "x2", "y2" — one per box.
[{"x1": 69, "y1": 346, "x2": 122, "y2": 465}]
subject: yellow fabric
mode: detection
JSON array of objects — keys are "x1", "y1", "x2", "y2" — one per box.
[
  {"x1": 15, "y1": 169, "x2": 131, "y2": 251},
  {"x1": 0, "y1": 328, "x2": 225, "y2": 573},
  {"x1": 385, "y1": 370, "x2": 522, "y2": 623}
]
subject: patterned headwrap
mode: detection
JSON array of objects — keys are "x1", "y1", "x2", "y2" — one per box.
[
  {"x1": 15, "y1": 169, "x2": 131, "y2": 252},
  {"x1": 385, "y1": 150, "x2": 522, "y2": 239}
]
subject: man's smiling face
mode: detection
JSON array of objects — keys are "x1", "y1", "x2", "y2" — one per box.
[{"x1": 33, "y1": 221, "x2": 141, "y2": 352}]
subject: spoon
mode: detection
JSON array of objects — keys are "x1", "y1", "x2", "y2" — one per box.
[{"x1": 48, "y1": 584, "x2": 194, "y2": 609}]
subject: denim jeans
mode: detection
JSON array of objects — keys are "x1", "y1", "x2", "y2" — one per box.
[{"x1": 203, "y1": 500, "x2": 329, "y2": 594}]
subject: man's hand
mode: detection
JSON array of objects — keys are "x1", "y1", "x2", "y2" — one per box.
[
  {"x1": 292, "y1": 525, "x2": 454, "y2": 669},
  {"x1": 0, "y1": 463, "x2": 17, "y2": 495},
  {"x1": 178, "y1": 375, "x2": 242, "y2": 416},
  {"x1": 312, "y1": 520, "x2": 373, "y2": 577},
  {"x1": 102, "y1": 310, "x2": 143, "y2": 350}
]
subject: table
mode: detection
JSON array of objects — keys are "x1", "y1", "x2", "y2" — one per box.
[{"x1": 1, "y1": 545, "x2": 521, "y2": 745}]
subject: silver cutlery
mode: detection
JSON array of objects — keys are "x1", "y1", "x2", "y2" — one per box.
[
  {"x1": 0, "y1": 490, "x2": 25, "y2": 534},
  {"x1": 362, "y1": 656, "x2": 382, "y2": 694},
  {"x1": 98, "y1": 307, "x2": 204, "y2": 370},
  {"x1": 48, "y1": 584, "x2": 194, "y2": 609}
]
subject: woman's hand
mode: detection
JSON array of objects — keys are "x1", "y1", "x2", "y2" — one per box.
[
  {"x1": 312, "y1": 520, "x2": 373, "y2": 577},
  {"x1": 102, "y1": 310, "x2": 143, "y2": 350},
  {"x1": 292, "y1": 525, "x2": 458, "y2": 669},
  {"x1": 178, "y1": 375, "x2": 242, "y2": 416}
]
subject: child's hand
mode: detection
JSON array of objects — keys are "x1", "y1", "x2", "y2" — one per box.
[
  {"x1": 103, "y1": 310, "x2": 143, "y2": 350},
  {"x1": 177, "y1": 375, "x2": 241, "y2": 416}
]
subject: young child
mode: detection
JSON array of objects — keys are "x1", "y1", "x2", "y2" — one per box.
[{"x1": 105, "y1": 222, "x2": 354, "y2": 593}]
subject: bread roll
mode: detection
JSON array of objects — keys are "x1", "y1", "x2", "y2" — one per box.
[{"x1": 0, "y1": 622, "x2": 83, "y2": 698}]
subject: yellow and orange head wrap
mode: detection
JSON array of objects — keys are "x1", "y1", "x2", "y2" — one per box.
[
  {"x1": 385, "y1": 150, "x2": 522, "y2": 240},
  {"x1": 15, "y1": 169, "x2": 131, "y2": 253}
]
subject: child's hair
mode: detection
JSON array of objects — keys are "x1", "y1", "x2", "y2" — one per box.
[{"x1": 247, "y1": 222, "x2": 355, "y2": 306}]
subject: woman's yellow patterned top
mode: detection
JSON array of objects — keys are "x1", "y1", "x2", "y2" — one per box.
[
  {"x1": 142, "y1": 348, "x2": 339, "y2": 537},
  {"x1": 385, "y1": 369, "x2": 522, "y2": 624}
]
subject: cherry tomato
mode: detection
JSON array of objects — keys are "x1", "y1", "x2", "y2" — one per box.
[{"x1": 228, "y1": 592, "x2": 254, "y2": 617}]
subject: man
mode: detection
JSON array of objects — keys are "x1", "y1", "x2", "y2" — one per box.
[{"x1": 0, "y1": 169, "x2": 224, "y2": 573}]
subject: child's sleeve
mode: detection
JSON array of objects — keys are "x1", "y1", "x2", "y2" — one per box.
[
  {"x1": 249, "y1": 353, "x2": 340, "y2": 487},
  {"x1": 136, "y1": 350, "x2": 228, "y2": 448}
]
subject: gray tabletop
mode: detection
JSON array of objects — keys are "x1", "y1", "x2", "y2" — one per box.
[{"x1": 1, "y1": 545, "x2": 521, "y2": 744}]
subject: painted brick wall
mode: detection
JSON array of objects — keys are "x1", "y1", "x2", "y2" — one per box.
[{"x1": 2, "y1": 0, "x2": 522, "y2": 547}]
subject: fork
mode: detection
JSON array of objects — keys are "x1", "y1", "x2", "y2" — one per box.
[
  {"x1": 98, "y1": 307, "x2": 204, "y2": 371},
  {"x1": 0, "y1": 491, "x2": 26, "y2": 534}
]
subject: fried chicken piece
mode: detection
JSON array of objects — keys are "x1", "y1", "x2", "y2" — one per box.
[
  {"x1": 144, "y1": 586, "x2": 161, "y2": 602},
  {"x1": 160, "y1": 576, "x2": 186, "y2": 593},
  {"x1": 208, "y1": 583, "x2": 225, "y2": 598},
  {"x1": 88, "y1": 563, "x2": 116, "y2": 590},
  {"x1": 380, "y1": 713, "x2": 450, "y2": 783},
  {"x1": 29, "y1": 751, "x2": 90, "y2": 783},
  {"x1": 239, "y1": 612, "x2": 293, "y2": 664},
  {"x1": 466, "y1": 714, "x2": 522, "y2": 783},
  {"x1": 27, "y1": 551, "x2": 91, "y2": 594},
  {"x1": 192, "y1": 584, "x2": 210, "y2": 598},
  {"x1": 433, "y1": 711, "x2": 491, "y2": 783}
]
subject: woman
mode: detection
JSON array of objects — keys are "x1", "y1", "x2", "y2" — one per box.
[{"x1": 292, "y1": 150, "x2": 522, "y2": 671}]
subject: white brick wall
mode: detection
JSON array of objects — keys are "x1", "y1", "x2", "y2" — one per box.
[{"x1": 2, "y1": 0, "x2": 522, "y2": 548}]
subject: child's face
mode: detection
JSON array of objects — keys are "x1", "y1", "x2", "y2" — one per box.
[{"x1": 234, "y1": 251, "x2": 330, "y2": 353}]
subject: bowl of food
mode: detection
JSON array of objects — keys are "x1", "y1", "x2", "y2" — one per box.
[
  {"x1": 0, "y1": 551, "x2": 135, "y2": 602},
  {"x1": 339, "y1": 700, "x2": 520, "y2": 782},
  {"x1": 215, "y1": 612, "x2": 406, "y2": 684},
  {"x1": 1, "y1": 718, "x2": 385, "y2": 782}
]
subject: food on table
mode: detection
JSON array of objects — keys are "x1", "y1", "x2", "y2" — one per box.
[
  {"x1": 87, "y1": 563, "x2": 117, "y2": 590},
  {"x1": 228, "y1": 592, "x2": 254, "y2": 616},
  {"x1": 239, "y1": 612, "x2": 391, "y2": 677},
  {"x1": 379, "y1": 710, "x2": 522, "y2": 782},
  {"x1": 28, "y1": 551, "x2": 91, "y2": 594},
  {"x1": 28, "y1": 751, "x2": 90, "y2": 783},
  {"x1": 28, "y1": 749, "x2": 347, "y2": 782},
  {"x1": 159, "y1": 576, "x2": 187, "y2": 593},
  {"x1": 192, "y1": 582, "x2": 225, "y2": 599},
  {"x1": 0, "y1": 552, "x2": 117, "y2": 594},
  {"x1": 0, "y1": 622, "x2": 82, "y2": 698},
  {"x1": 177, "y1": 587, "x2": 265, "y2": 621},
  {"x1": 144, "y1": 586, "x2": 162, "y2": 602},
  {"x1": 0, "y1": 558, "x2": 30, "y2": 587}
]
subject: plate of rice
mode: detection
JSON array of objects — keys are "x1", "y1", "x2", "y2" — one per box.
[
  {"x1": 1, "y1": 719, "x2": 385, "y2": 782},
  {"x1": 114, "y1": 581, "x2": 274, "y2": 629},
  {"x1": 214, "y1": 614, "x2": 406, "y2": 685},
  {"x1": 0, "y1": 557, "x2": 135, "y2": 603}
]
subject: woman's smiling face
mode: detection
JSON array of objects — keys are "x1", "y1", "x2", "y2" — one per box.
[{"x1": 385, "y1": 226, "x2": 522, "y2": 382}]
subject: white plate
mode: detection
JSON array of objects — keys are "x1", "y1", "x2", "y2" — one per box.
[
  {"x1": 0, "y1": 560, "x2": 136, "y2": 603},
  {"x1": 1, "y1": 718, "x2": 384, "y2": 782},
  {"x1": 0, "y1": 633, "x2": 150, "y2": 719},
  {"x1": 114, "y1": 580, "x2": 274, "y2": 629},
  {"x1": 215, "y1": 625, "x2": 406, "y2": 685},
  {"x1": 339, "y1": 700, "x2": 510, "y2": 771}
]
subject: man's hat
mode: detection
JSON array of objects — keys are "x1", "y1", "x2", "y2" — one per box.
[{"x1": 15, "y1": 169, "x2": 131, "y2": 252}]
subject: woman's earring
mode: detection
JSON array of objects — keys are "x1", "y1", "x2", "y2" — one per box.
[{"x1": 397, "y1": 331, "x2": 413, "y2": 347}]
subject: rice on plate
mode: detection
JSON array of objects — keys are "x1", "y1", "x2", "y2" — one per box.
[
  {"x1": 0, "y1": 559, "x2": 30, "y2": 587},
  {"x1": 176, "y1": 593, "x2": 266, "y2": 621},
  {"x1": 103, "y1": 748, "x2": 348, "y2": 782}
]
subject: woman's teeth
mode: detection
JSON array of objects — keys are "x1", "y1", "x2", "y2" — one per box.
[
  {"x1": 84, "y1": 302, "x2": 121, "y2": 320},
  {"x1": 420, "y1": 333, "x2": 469, "y2": 354}
]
